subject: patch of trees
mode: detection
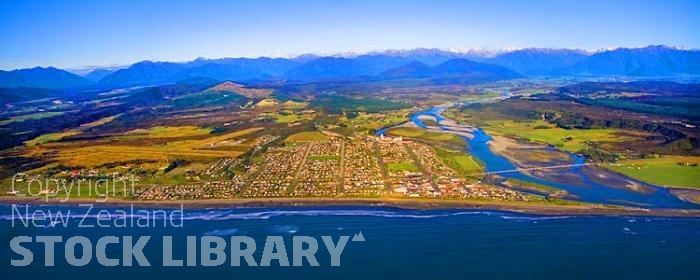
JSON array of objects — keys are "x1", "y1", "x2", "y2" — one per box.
[
  {"x1": 655, "y1": 138, "x2": 699, "y2": 156},
  {"x1": 557, "y1": 81, "x2": 700, "y2": 96},
  {"x1": 460, "y1": 101, "x2": 540, "y2": 121},
  {"x1": 579, "y1": 147, "x2": 620, "y2": 162},
  {"x1": 163, "y1": 159, "x2": 189, "y2": 173},
  {"x1": 577, "y1": 97, "x2": 700, "y2": 121},
  {"x1": 311, "y1": 94, "x2": 409, "y2": 114}
]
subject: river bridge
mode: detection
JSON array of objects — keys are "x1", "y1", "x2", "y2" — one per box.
[{"x1": 469, "y1": 163, "x2": 596, "y2": 176}]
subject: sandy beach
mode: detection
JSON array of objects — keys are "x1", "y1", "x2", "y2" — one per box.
[{"x1": 2, "y1": 196, "x2": 700, "y2": 218}]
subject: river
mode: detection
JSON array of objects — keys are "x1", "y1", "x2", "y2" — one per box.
[
  {"x1": 378, "y1": 104, "x2": 697, "y2": 209},
  {"x1": 2, "y1": 104, "x2": 699, "y2": 278}
]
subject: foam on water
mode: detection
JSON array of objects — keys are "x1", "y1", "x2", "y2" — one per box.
[
  {"x1": 0, "y1": 208, "x2": 507, "y2": 222},
  {"x1": 202, "y1": 228, "x2": 239, "y2": 236},
  {"x1": 499, "y1": 215, "x2": 573, "y2": 221},
  {"x1": 272, "y1": 225, "x2": 299, "y2": 234},
  {"x1": 4, "y1": 206, "x2": 696, "y2": 223}
]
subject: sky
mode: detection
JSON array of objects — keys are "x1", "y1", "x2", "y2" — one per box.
[{"x1": 0, "y1": 0, "x2": 698, "y2": 70}]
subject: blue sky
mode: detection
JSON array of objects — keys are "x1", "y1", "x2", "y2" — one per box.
[{"x1": 0, "y1": 0, "x2": 698, "y2": 70}]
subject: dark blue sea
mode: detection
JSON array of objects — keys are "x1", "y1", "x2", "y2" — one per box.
[{"x1": 1, "y1": 204, "x2": 700, "y2": 279}]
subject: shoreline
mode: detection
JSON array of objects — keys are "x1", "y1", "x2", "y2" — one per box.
[{"x1": 2, "y1": 196, "x2": 700, "y2": 218}]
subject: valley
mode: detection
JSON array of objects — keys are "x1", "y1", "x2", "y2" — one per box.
[
  {"x1": 1, "y1": 47, "x2": 699, "y2": 215},
  {"x1": 1, "y1": 75, "x2": 698, "y2": 214}
]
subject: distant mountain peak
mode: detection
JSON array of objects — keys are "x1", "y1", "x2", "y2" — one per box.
[
  {"x1": 83, "y1": 68, "x2": 115, "y2": 82},
  {"x1": 566, "y1": 45, "x2": 700, "y2": 77},
  {"x1": 209, "y1": 81, "x2": 245, "y2": 91},
  {"x1": 206, "y1": 81, "x2": 271, "y2": 98},
  {"x1": 379, "y1": 61, "x2": 434, "y2": 79},
  {"x1": 484, "y1": 48, "x2": 590, "y2": 75},
  {"x1": 2, "y1": 45, "x2": 698, "y2": 89},
  {"x1": 0, "y1": 66, "x2": 92, "y2": 89}
]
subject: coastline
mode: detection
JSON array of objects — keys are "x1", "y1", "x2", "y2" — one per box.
[{"x1": 2, "y1": 196, "x2": 700, "y2": 218}]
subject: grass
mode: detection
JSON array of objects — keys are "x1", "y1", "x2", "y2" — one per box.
[
  {"x1": 281, "y1": 100, "x2": 307, "y2": 109},
  {"x1": 387, "y1": 127, "x2": 465, "y2": 147},
  {"x1": 253, "y1": 98, "x2": 279, "y2": 108},
  {"x1": 123, "y1": 126, "x2": 213, "y2": 139},
  {"x1": 459, "y1": 91, "x2": 501, "y2": 101},
  {"x1": 3, "y1": 111, "x2": 65, "y2": 124},
  {"x1": 483, "y1": 119, "x2": 639, "y2": 152},
  {"x1": 46, "y1": 146, "x2": 237, "y2": 167},
  {"x1": 79, "y1": 114, "x2": 122, "y2": 129},
  {"x1": 387, "y1": 162, "x2": 420, "y2": 173},
  {"x1": 24, "y1": 127, "x2": 263, "y2": 168},
  {"x1": 24, "y1": 114, "x2": 124, "y2": 146},
  {"x1": 311, "y1": 94, "x2": 409, "y2": 113},
  {"x1": 274, "y1": 113, "x2": 305, "y2": 124},
  {"x1": 604, "y1": 156, "x2": 700, "y2": 189},
  {"x1": 24, "y1": 131, "x2": 81, "y2": 146},
  {"x1": 504, "y1": 179, "x2": 561, "y2": 195},
  {"x1": 15, "y1": 111, "x2": 65, "y2": 121},
  {"x1": 4, "y1": 181, "x2": 136, "y2": 199},
  {"x1": 168, "y1": 91, "x2": 247, "y2": 109},
  {"x1": 285, "y1": 131, "x2": 329, "y2": 143},
  {"x1": 339, "y1": 111, "x2": 410, "y2": 132},
  {"x1": 434, "y1": 147, "x2": 483, "y2": 176}
]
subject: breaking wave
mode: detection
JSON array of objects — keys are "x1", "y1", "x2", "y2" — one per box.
[
  {"x1": 203, "y1": 228, "x2": 239, "y2": 236},
  {"x1": 0, "y1": 207, "x2": 585, "y2": 222},
  {"x1": 272, "y1": 225, "x2": 299, "y2": 234},
  {"x1": 180, "y1": 209, "x2": 503, "y2": 220},
  {"x1": 499, "y1": 215, "x2": 573, "y2": 221}
]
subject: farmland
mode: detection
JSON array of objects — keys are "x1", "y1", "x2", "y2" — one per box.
[
  {"x1": 479, "y1": 119, "x2": 642, "y2": 152},
  {"x1": 285, "y1": 131, "x2": 329, "y2": 143},
  {"x1": 23, "y1": 127, "x2": 262, "y2": 167},
  {"x1": 386, "y1": 127, "x2": 466, "y2": 147},
  {"x1": 433, "y1": 147, "x2": 483, "y2": 176},
  {"x1": 387, "y1": 162, "x2": 420, "y2": 172},
  {"x1": 0, "y1": 77, "x2": 697, "y2": 210},
  {"x1": 605, "y1": 156, "x2": 700, "y2": 189}
]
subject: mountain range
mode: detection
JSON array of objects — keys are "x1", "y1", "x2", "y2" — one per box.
[{"x1": 1, "y1": 45, "x2": 698, "y2": 90}]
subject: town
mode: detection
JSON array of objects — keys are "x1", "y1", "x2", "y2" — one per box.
[{"x1": 136, "y1": 135, "x2": 528, "y2": 202}]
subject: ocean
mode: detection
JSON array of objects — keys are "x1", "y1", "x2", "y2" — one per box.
[{"x1": 1, "y1": 204, "x2": 700, "y2": 279}]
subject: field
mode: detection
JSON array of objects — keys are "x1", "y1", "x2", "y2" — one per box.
[
  {"x1": 339, "y1": 111, "x2": 410, "y2": 132},
  {"x1": 285, "y1": 131, "x2": 329, "y2": 143},
  {"x1": 272, "y1": 111, "x2": 311, "y2": 124},
  {"x1": 24, "y1": 131, "x2": 81, "y2": 146},
  {"x1": 11, "y1": 111, "x2": 65, "y2": 121},
  {"x1": 0, "y1": 111, "x2": 66, "y2": 125},
  {"x1": 79, "y1": 114, "x2": 122, "y2": 128},
  {"x1": 23, "y1": 127, "x2": 263, "y2": 167},
  {"x1": 387, "y1": 127, "x2": 465, "y2": 147},
  {"x1": 122, "y1": 126, "x2": 213, "y2": 139},
  {"x1": 274, "y1": 114, "x2": 302, "y2": 123},
  {"x1": 504, "y1": 179, "x2": 562, "y2": 195},
  {"x1": 24, "y1": 114, "x2": 124, "y2": 146},
  {"x1": 434, "y1": 147, "x2": 483, "y2": 176},
  {"x1": 604, "y1": 156, "x2": 700, "y2": 189},
  {"x1": 482, "y1": 119, "x2": 641, "y2": 152},
  {"x1": 167, "y1": 90, "x2": 246, "y2": 109},
  {"x1": 311, "y1": 94, "x2": 410, "y2": 113},
  {"x1": 253, "y1": 98, "x2": 279, "y2": 108},
  {"x1": 387, "y1": 162, "x2": 420, "y2": 172}
]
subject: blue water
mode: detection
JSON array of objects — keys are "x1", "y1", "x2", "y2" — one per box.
[
  {"x1": 466, "y1": 128, "x2": 696, "y2": 208},
  {"x1": 1, "y1": 205, "x2": 699, "y2": 279},
  {"x1": 402, "y1": 106, "x2": 697, "y2": 209},
  {"x1": 411, "y1": 106, "x2": 446, "y2": 125}
]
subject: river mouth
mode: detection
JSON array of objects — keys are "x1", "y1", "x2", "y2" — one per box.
[{"x1": 381, "y1": 104, "x2": 698, "y2": 209}]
